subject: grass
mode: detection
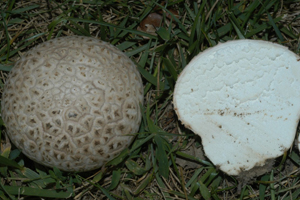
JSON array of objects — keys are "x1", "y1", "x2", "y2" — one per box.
[{"x1": 1, "y1": 0, "x2": 300, "y2": 199}]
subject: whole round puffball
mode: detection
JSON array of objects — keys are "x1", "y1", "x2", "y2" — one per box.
[{"x1": 1, "y1": 36, "x2": 143, "y2": 172}]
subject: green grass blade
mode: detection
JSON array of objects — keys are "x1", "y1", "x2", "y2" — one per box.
[
  {"x1": 137, "y1": 66, "x2": 163, "y2": 89},
  {"x1": 107, "y1": 170, "x2": 121, "y2": 190},
  {"x1": 0, "y1": 64, "x2": 13, "y2": 72},
  {"x1": 266, "y1": 12, "x2": 284, "y2": 41},
  {"x1": 154, "y1": 135, "x2": 169, "y2": 179},
  {"x1": 125, "y1": 160, "x2": 149, "y2": 176},
  {"x1": 117, "y1": 41, "x2": 137, "y2": 51},
  {"x1": 176, "y1": 151, "x2": 212, "y2": 166},
  {"x1": 228, "y1": 12, "x2": 245, "y2": 39},
  {"x1": 2, "y1": 186, "x2": 72, "y2": 198},
  {"x1": 168, "y1": 190, "x2": 198, "y2": 200},
  {"x1": 241, "y1": 0, "x2": 260, "y2": 28},
  {"x1": 259, "y1": 174, "x2": 269, "y2": 200},
  {"x1": 106, "y1": 148, "x2": 130, "y2": 166},
  {"x1": 69, "y1": 18, "x2": 157, "y2": 39},
  {"x1": 198, "y1": 181, "x2": 211, "y2": 200},
  {"x1": 186, "y1": 168, "x2": 204, "y2": 188},
  {"x1": 0, "y1": 182, "x2": 16, "y2": 200},
  {"x1": 9, "y1": 4, "x2": 40, "y2": 14},
  {"x1": 130, "y1": 133, "x2": 154, "y2": 153},
  {"x1": 270, "y1": 170, "x2": 275, "y2": 200},
  {"x1": 162, "y1": 57, "x2": 178, "y2": 81},
  {"x1": 0, "y1": 155, "x2": 23, "y2": 169},
  {"x1": 133, "y1": 172, "x2": 154, "y2": 195}
]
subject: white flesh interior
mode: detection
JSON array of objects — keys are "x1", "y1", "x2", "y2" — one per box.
[{"x1": 173, "y1": 40, "x2": 300, "y2": 175}]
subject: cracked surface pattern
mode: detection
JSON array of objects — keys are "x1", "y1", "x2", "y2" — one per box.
[
  {"x1": 1, "y1": 36, "x2": 143, "y2": 172},
  {"x1": 173, "y1": 39, "x2": 300, "y2": 175}
]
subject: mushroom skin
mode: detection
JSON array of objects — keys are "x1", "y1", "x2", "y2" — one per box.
[
  {"x1": 1, "y1": 36, "x2": 143, "y2": 172},
  {"x1": 173, "y1": 39, "x2": 300, "y2": 176}
]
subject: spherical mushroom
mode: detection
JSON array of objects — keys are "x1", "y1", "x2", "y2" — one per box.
[
  {"x1": 1, "y1": 36, "x2": 143, "y2": 172},
  {"x1": 173, "y1": 39, "x2": 300, "y2": 178}
]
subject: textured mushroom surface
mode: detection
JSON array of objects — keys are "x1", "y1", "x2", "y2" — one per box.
[
  {"x1": 173, "y1": 39, "x2": 300, "y2": 176},
  {"x1": 1, "y1": 36, "x2": 143, "y2": 172}
]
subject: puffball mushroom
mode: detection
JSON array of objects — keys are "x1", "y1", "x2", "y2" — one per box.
[
  {"x1": 173, "y1": 39, "x2": 300, "y2": 177},
  {"x1": 1, "y1": 36, "x2": 143, "y2": 172}
]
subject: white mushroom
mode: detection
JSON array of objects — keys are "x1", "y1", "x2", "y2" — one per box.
[
  {"x1": 1, "y1": 36, "x2": 143, "y2": 172},
  {"x1": 173, "y1": 39, "x2": 300, "y2": 177}
]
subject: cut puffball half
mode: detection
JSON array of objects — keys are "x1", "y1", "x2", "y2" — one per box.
[{"x1": 173, "y1": 39, "x2": 300, "y2": 176}]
